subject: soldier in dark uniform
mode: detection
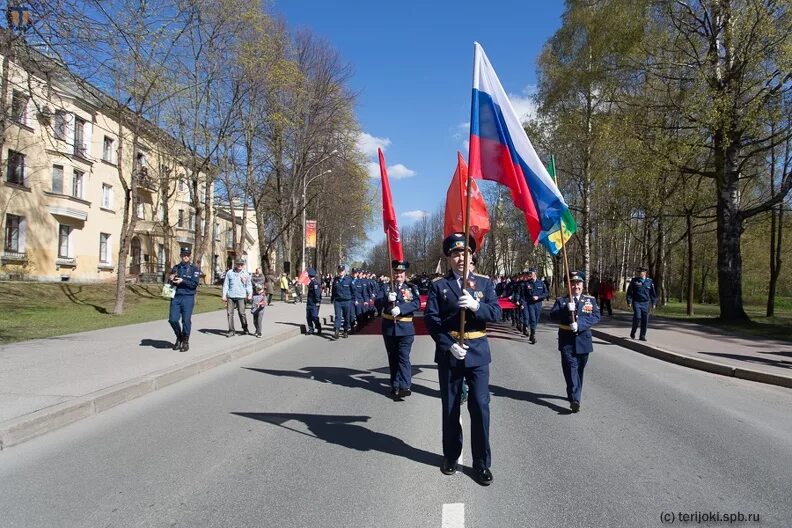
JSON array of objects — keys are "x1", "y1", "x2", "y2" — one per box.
[
  {"x1": 626, "y1": 265, "x2": 657, "y2": 341},
  {"x1": 425, "y1": 233, "x2": 502, "y2": 486},
  {"x1": 381, "y1": 260, "x2": 421, "y2": 400},
  {"x1": 351, "y1": 268, "x2": 364, "y2": 331},
  {"x1": 167, "y1": 247, "x2": 201, "y2": 352},
  {"x1": 331, "y1": 264, "x2": 354, "y2": 338},
  {"x1": 524, "y1": 268, "x2": 548, "y2": 344},
  {"x1": 305, "y1": 267, "x2": 322, "y2": 335},
  {"x1": 549, "y1": 271, "x2": 601, "y2": 413}
]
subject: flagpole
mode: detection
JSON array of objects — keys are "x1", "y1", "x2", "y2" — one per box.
[
  {"x1": 550, "y1": 155, "x2": 576, "y2": 321},
  {"x1": 386, "y1": 229, "x2": 394, "y2": 308},
  {"x1": 458, "y1": 161, "x2": 474, "y2": 345}
]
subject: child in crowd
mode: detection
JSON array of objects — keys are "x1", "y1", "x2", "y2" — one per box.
[{"x1": 251, "y1": 284, "x2": 267, "y2": 337}]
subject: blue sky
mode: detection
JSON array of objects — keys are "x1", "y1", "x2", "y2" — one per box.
[{"x1": 271, "y1": 0, "x2": 565, "y2": 253}]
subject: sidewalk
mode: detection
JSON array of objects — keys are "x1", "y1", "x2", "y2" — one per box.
[
  {"x1": 0, "y1": 299, "x2": 313, "y2": 450},
  {"x1": 592, "y1": 311, "x2": 792, "y2": 389}
]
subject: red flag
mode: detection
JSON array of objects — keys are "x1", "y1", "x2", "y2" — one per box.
[
  {"x1": 379, "y1": 148, "x2": 404, "y2": 261},
  {"x1": 444, "y1": 152, "x2": 490, "y2": 251},
  {"x1": 297, "y1": 269, "x2": 310, "y2": 285}
]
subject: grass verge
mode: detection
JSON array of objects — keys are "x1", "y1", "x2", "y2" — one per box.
[{"x1": 0, "y1": 282, "x2": 224, "y2": 344}]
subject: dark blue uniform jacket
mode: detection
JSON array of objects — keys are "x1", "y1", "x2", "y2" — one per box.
[
  {"x1": 307, "y1": 277, "x2": 322, "y2": 305},
  {"x1": 381, "y1": 282, "x2": 421, "y2": 337},
  {"x1": 522, "y1": 279, "x2": 548, "y2": 304},
  {"x1": 425, "y1": 271, "x2": 502, "y2": 368},
  {"x1": 170, "y1": 263, "x2": 201, "y2": 296},
  {"x1": 549, "y1": 295, "x2": 601, "y2": 354},
  {"x1": 331, "y1": 275, "x2": 354, "y2": 301},
  {"x1": 626, "y1": 277, "x2": 657, "y2": 305}
]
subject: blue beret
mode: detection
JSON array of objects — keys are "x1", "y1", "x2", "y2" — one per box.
[{"x1": 442, "y1": 233, "x2": 476, "y2": 256}]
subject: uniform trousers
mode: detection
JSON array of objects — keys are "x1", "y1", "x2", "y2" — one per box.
[
  {"x1": 560, "y1": 346, "x2": 589, "y2": 403},
  {"x1": 527, "y1": 303, "x2": 542, "y2": 332},
  {"x1": 383, "y1": 335, "x2": 414, "y2": 391},
  {"x1": 169, "y1": 295, "x2": 195, "y2": 337},
  {"x1": 306, "y1": 304, "x2": 321, "y2": 332},
  {"x1": 333, "y1": 300, "x2": 352, "y2": 331},
  {"x1": 438, "y1": 361, "x2": 491, "y2": 470},
  {"x1": 631, "y1": 301, "x2": 650, "y2": 338}
]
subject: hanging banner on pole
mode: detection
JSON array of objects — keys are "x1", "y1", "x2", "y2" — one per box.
[{"x1": 306, "y1": 220, "x2": 317, "y2": 248}]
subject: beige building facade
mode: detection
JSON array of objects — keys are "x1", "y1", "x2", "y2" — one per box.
[{"x1": 0, "y1": 48, "x2": 257, "y2": 283}]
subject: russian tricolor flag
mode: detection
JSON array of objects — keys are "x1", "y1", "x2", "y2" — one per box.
[{"x1": 469, "y1": 42, "x2": 574, "y2": 251}]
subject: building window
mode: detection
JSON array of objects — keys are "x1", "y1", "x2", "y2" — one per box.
[
  {"x1": 157, "y1": 203, "x2": 164, "y2": 221},
  {"x1": 214, "y1": 222, "x2": 220, "y2": 241},
  {"x1": 103, "y1": 136, "x2": 114, "y2": 162},
  {"x1": 177, "y1": 209, "x2": 184, "y2": 228},
  {"x1": 178, "y1": 179, "x2": 186, "y2": 193},
  {"x1": 72, "y1": 169, "x2": 84, "y2": 199},
  {"x1": 99, "y1": 233, "x2": 110, "y2": 263},
  {"x1": 137, "y1": 202, "x2": 145, "y2": 220},
  {"x1": 101, "y1": 184, "x2": 112, "y2": 209},
  {"x1": 5, "y1": 214, "x2": 22, "y2": 252},
  {"x1": 58, "y1": 224, "x2": 72, "y2": 258},
  {"x1": 11, "y1": 90, "x2": 28, "y2": 126},
  {"x1": 74, "y1": 117, "x2": 86, "y2": 157},
  {"x1": 53, "y1": 111, "x2": 67, "y2": 140},
  {"x1": 189, "y1": 211, "x2": 195, "y2": 231},
  {"x1": 6, "y1": 150, "x2": 25, "y2": 186},
  {"x1": 52, "y1": 165, "x2": 64, "y2": 194}
]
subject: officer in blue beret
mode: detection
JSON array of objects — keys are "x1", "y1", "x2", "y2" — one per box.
[
  {"x1": 331, "y1": 264, "x2": 354, "y2": 338},
  {"x1": 626, "y1": 265, "x2": 657, "y2": 341},
  {"x1": 305, "y1": 267, "x2": 322, "y2": 335},
  {"x1": 425, "y1": 233, "x2": 502, "y2": 486},
  {"x1": 382, "y1": 259, "x2": 421, "y2": 400},
  {"x1": 549, "y1": 271, "x2": 601, "y2": 413},
  {"x1": 522, "y1": 268, "x2": 548, "y2": 344},
  {"x1": 167, "y1": 247, "x2": 201, "y2": 352}
]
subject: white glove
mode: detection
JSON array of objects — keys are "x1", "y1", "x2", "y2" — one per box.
[
  {"x1": 387, "y1": 292, "x2": 397, "y2": 302},
  {"x1": 570, "y1": 321, "x2": 578, "y2": 332},
  {"x1": 390, "y1": 307, "x2": 401, "y2": 317},
  {"x1": 458, "y1": 290, "x2": 480, "y2": 312},
  {"x1": 449, "y1": 343, "x2": 469, "y2": 360},
  {"x1": 567, "y1": 302, "x2": 576, "y2": 312}
]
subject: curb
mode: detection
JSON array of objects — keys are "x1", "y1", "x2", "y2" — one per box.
[
  {"x1": 592, "y1": 329, "x2": 792, "y2": 390},
  {"x1": 0, "y1": 327, "x2": 300, "y2": 451}
]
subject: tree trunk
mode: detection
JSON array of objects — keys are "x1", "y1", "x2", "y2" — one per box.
[
  {"x1": 686, "y1": 213, "x2": 694, "y2": 316},
  {"x1": 113, "y1": 127, "x2": 141, "y2": 315}
]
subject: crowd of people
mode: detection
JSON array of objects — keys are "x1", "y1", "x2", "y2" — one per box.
[{"x1": 164, "y1": 241, "x2": 657, "y2": 487}]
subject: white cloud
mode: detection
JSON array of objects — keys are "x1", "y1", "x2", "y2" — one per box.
[
  {"x1": 402, "y1": 210, "x2": 430, "y2": 220},
  {"x1": 356, "y1": 132, "x2": 391, "y2": 157},
  {"x1": 507, "y1": 85, "x2": 538, "y2": 123},
  {"x1": 388, "y1": 163, "x2": 416, "y2": 180},
  {"x1": 366, "y1": 161, "x2": 416, "y2": 180}
]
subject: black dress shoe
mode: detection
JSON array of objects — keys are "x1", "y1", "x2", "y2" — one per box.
[
  {"x1": 398, "y1": 388, "x2": 412, "y2": 398},
  {"x1": 333, "y1": 330, "x2": 339, "y2": 339},
  {"x1": 570, "y1": 401, "x2": 580, "y2": 413},
  {"x1": 474, "y1": 467, "x2": 494, "y2": 486},
  {"x1": 639, "y1": 336, "x2": 647, "y2": 341},
  {"x1": 440, "y1": 458, "x2": 457, "y2": 475}
]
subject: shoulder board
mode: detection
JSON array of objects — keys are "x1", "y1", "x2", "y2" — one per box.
[{"x1": 432, "y1": 276, "x2": 443, "y2": 283}]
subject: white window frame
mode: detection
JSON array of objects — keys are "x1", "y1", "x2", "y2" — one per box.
[
  {"x1": 101, "y1": 184, "x2": 113, "y2": 209},
  {"x1": 53, "y1": 111, "x2": 68, "y2": 141},
  {"x1": 52, "y1": 165, "x2": 64, "y2": 194},
  {"x1": 103, "y1": 136, "x2": 115, "y2": 163},
  {"x1": 137, "y1": 202, "x2": 145, "y2": 220},
  {"x1": 6, "y1": 150, "x2": 26, "y2": 186},
  {"x1": 5, "y1": 214, "x2": 24, "y2": 253},
  {"x1": 72, "y1": 169, "x2": 84, "y2": 199},
  {"x1": 99, "y1": 233, "x2": 111, "y2": 263},
  {"x1": 11, "y1": 90, "x2": 29, "y2": 126},
  {"x1": 58, "y1": 224, "x2": 73, "y2": 258},
  {"x1": 177, "y1": 209, "x2": 184, "y2": 228}
]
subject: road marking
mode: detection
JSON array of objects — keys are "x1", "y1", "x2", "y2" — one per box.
[{"x1": 442, "y1": 503, "x2": 465, "y2": 528}]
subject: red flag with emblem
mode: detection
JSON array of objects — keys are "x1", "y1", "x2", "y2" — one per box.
[
  {"x1": 444, "y1": 152, "x2": 490, "y2": 251},
  {"x1": 379, "y1": 148, "x2": 404, "y2": 261}
]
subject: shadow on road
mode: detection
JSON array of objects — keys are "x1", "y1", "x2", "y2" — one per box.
[
  {"x1": 231, "y1": 412, "x2": 441, "y2": 468},
  {"x1": 139, "y1": 338, "x2": 173, "y2": 349},
  {"x1": 244, "y1": 366, "x2": 441, "y2": 399},
  {"x1": 489, "y1": 384, "x2": 572, "y2": 415}
]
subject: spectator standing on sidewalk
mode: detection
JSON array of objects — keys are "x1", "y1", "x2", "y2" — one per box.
[
  {"x1": 265, "y1": 272, "x2": 276, "y2": 305},
  {"x1": 279, "y1": 272, "x2": 289, "y2": 302},
  {"x1": 251, "y1": 284, "x2": 267, "y2": 337},
  {"x1": 599, "y1": 276, "x2": 614, "y2": 316},
  {"x1": 549, "y1": 271, "x2": 601, "y2": 413},
  {"x1": 223, "y1": 258, "x2": 253, "y2": 337},
  {"x1": 167, "y1": 246, "x2": 201, "y2": 352},
  {"x1": 626, "y1": 265, "x2": 657, "y2": 341}
]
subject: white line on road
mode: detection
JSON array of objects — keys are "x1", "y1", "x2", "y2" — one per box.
[{"x1": 442, "y1": 503, "x2": 465, "y2": 528}]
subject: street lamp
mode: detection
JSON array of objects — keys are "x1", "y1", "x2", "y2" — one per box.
[{"x1": 300, "y1": 151, "x2": 337, "y2": 288}]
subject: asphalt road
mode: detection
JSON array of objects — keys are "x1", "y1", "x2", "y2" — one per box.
[{"x1": 1, "y1": 320, "x2": 791, "y2": 527}]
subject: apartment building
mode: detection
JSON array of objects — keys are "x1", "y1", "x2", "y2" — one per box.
[{"x1": 0, "y1": 45, "x2": 257, "y2": 283}]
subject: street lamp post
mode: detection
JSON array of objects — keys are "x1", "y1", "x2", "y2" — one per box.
[{"x1": 300, "y1": 153, "x2": 337, "y2": 292}]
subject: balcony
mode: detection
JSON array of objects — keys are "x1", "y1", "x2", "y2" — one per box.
[
  {"x1": 1, "y1": 251, "x2": 28, "y2": 264},
  {"x1": 73, "y1": 142, "x2": 89, "y2": 160},
  {"x1": 136, "y1": 167, "x2": 157, "y2": 204},
  {"x1": 56, "y1": 257, "x2": 76, "y2": 267}
]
